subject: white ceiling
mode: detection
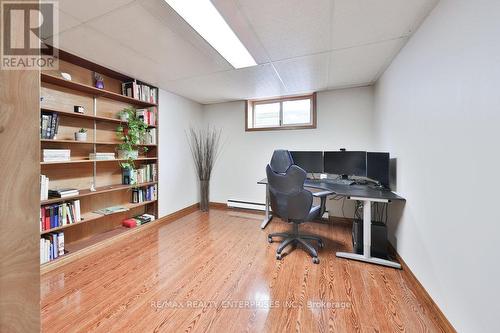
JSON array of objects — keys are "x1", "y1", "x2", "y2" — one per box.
[{"x1": 46, "y1": 0, "x2": 439, "y2": 104}]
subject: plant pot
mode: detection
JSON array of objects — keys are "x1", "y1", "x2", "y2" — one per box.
[
  {"x1": 75, "y1": 132, "x2": 87, "y2": 141},
  {"x1": 119, "y1": 113, "x2": 129, "y2": 122},
  {"x1": 95, "y1": 80, "x2": 104, "y2": 89},
  {"x1": 117, "y1": 149, "x2": 138, "y2": 160},
  {"x1": 199, "y1": 180, "x2": 210, "y2": 212}
]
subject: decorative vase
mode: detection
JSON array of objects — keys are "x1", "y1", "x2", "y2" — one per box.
[
  {"x1": 75, "y1": 132, "x2": 87, "y2": 141},
  {"x1": 122, "y1": 167, "x2": 132, "y2": 185},
  {"x1": 199, "y1": 179, "x2": 210, "y2": 212}
]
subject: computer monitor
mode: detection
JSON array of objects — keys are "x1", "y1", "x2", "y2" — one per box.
[
  {"x1": 290, "y1": 151, "x2": 324, "y2": 173},
  {"x1": 367, "y1": 152, "x2": 390, "y2": 188},
  {"x1": 323, "y1": 151, "x2": 367, "y2": 177}
]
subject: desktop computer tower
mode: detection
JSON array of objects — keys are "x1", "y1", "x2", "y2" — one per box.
[{"x1": 352, "y1": 219, "x2": 388, "y2": 258}]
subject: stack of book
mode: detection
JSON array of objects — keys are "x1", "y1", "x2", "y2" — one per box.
[
  {"x1": 121, "y1": 81, "x2": 158, "y2": 104},
  {"x1": 131, "y1": 184, "x2": 157, "y2": 203},
  {"x1": 40, "y1": 175, "x2": 49, "y2": 200},
  {"x1": 89, "y1": 152, "x2": 116, "y2": 160},
  {"x1": 48, "y1": 188, "x2": 79, "y2": 198},
  {"x1": 40, "y1": 232, "x2": 64, "y2": 264},
  {"x1": 40, "y1": 200, "x2": 81, "y2": 231},
  {"x1": 40, "y1": 112, "x2": 60, "y2": 139},
  {"x1": 136, "y1": 107, "x2": 157, "y2": 126},
  {"x1": 143, "y1": 128, "x2": 156, "y2": 145},
  {"x1": 133, "y1": 213, "x2": 156, "y2": 226},
  {"x1": 43, "y1": 149, "x2": 71, "y2": 162}
]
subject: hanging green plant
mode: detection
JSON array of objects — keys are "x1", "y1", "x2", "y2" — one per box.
[{"x1": 116, "y1": 106, "x2": 148, "y2": 169}]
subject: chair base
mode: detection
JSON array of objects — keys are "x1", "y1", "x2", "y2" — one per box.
[{"x1": 268, "y1": 224, "x2": 323, "y2": 264}]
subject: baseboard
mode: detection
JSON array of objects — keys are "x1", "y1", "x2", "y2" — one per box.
[
  {"x1": 388, "y1": 244, "x2": 456, "y2": 332},
  {"x1": 209, "y1": 202, "x2": 228, "y2": 210},
  {"x1": 41, "y1": 203, "x2": 200, "y2": 274}
]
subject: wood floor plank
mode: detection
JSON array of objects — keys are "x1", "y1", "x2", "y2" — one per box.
[{"x1": 41, "y1": 209, "x2": 452, "y2": 332}]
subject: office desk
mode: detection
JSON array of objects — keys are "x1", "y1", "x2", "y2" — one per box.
[{"x1": 257, "y1": 178, "x2": 405, "y2": 269}]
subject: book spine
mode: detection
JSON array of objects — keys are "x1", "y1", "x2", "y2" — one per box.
[
  {"x1": 74, "y1": 200, "x2": 81, "y2": 222},
  {"x1": 57, "y1": 232, "x2": 64, "y2": 256}
]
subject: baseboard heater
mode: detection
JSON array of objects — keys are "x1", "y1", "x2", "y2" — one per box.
[{"x1": 227, "y1": 200, "x2": 267, "y2": 211}]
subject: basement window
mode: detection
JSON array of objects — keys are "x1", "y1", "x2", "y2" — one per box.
[{"x1": 245, "y1": 93, "x2": 316, "y2": 131}]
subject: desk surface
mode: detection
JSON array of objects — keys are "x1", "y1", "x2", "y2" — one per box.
[{"x1": 258, "y1": 178, "x2": 405, "y2": 201}]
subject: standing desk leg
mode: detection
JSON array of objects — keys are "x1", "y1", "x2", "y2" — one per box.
[
  {"x1": 336, "y1": 198, "x2": 401, "y2": 269},
  {"x1": 260, "y1": 184, "x2": 273, "y2": 229}
]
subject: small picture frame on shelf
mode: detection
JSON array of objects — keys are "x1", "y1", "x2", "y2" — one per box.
[{"x1": 74, "y1": 105, "x2": 85, "y2": 114}]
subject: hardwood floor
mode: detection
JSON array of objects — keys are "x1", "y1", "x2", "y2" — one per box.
[{"x1": 41, "y1": 209, "x2": 451, "y2": 332}]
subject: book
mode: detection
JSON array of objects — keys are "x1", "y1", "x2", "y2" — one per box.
[
  {"x1": 43, "y1": 149, "x2": 71, "y2": 162},
  {"x1": 40, "y1": 112, "x2": 60, "y2": 139},
  {"x1": 89, "y1": 153, "x2": 116, "y2": 160},
  {"x1": 40, "y1": 175, "x2": 49, "y2": 200},
  {"x1": 40, "y1": 231, "x2": 65, "y2": 264},
  {"x1": 48, "y1": 188, "x2": 79, "y2": 198},
  {"x1": 94, "y1": 206, "x2": 129, "y2": 215},
  {"x1": 57, "y1": 232, "x2": 64, "y2": 256},
  {"x1": 40, "y1": 200, "x2": 81, "y2": 232}
]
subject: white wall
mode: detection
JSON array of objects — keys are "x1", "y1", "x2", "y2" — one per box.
[
  {"x1": 373, "y1": 0, "x2": 500, "y2": 331},
  {"x1": 203, "y1": 87, "x2": 375, "y2": 217},
  {"x1": 158, "y1": 89, "x2": 203, "y2": 217}
]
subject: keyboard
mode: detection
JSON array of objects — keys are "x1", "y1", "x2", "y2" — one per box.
[{"x1": 322, "y1": 178, "x2": 356, "y2": 186}]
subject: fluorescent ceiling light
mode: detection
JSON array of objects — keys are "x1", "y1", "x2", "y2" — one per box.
[{"x1": 165, "y1": 0, "x2": 257, "y2": 69}]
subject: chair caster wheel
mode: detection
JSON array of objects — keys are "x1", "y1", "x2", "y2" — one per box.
[
  {"x1": 268, "y1": 237, "x2": 273, "y2": 244},
  {"x1": 312, "y1": 257, "x2": 319, "y2": 264},
  {"x1": 276, "y1": 253, "x2": 282, "y2": 260}
]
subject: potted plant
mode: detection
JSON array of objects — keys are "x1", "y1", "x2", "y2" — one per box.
[
  {"x1": 75, "y1": 128, "x2": 87, "y2": 141},
  {"x1": 118, "y1": 109, "x2": 130, "y2": 122},
  {"x1": 116, "y1": 107, "x2": 148, "y2": 179}
]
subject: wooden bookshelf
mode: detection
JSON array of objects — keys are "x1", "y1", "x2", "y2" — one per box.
[
  {"x1": 40, "y1": 200, "x2": 157, "y2": 235},
  {"x1": 39, "y1": 50, "x2": 159, "y2": 272},
  {"x1": 41, "y1": 73, "x2": 157, "y2": 107},
  {"x1": 40, "y1": 181, "x2": 158, "y2": 205},
  {"x1": 40, "y1": 107, "x2": 157, "y2": 128},
  {"x1": 40, "y1": 157, "x2": 157, "y2": 165}
]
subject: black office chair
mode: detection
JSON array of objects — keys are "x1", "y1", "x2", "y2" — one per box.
[{"x1": 266, "y1": 150, "x2": 332, "y2": 264}]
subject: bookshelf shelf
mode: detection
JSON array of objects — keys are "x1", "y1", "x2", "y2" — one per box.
[
  {"x1": 41, "y1": 73, "x2": 157, "y2": 108},
  {"x1": 40, "y1": 200, "x2": 157, "y2": 235},
  {"x1": 41, "y1": 108, "x2": 157, "y2": 128},
  {"x1": 39, "y1": 49, "x2": 159, "y2": 272},
  {"x1": 40, "y1": 157, "x2": 157, "y2": 165},
  {"x1": 41, "y1": 139, "x2": 157, "y2": 147},
  {"x1": 40, "y1": 181, "x2": 158, "y2": 205}
]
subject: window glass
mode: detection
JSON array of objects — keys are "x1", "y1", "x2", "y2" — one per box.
[
  {"x1": 282, "y1": 99, "x2": 311, "y2": 125},
  {"x1": 254, "y1": 102, "x2": 280, "y2": 128}
]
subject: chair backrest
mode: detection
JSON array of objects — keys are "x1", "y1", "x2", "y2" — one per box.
[
  {"x1": 266, "y1": 162, "x2": 313, "y2": 222},
  {"x1": 269, "y1": 149, "x2": 294, "y2": 174}
]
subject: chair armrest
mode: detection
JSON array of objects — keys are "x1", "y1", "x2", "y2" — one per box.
[{"x1": 312, "y1": 190, "x2": 334, "y2": 198}]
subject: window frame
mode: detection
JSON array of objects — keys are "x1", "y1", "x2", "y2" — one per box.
[{"x1": 245, "y1": 93, "x2": 317, "y2": 131}]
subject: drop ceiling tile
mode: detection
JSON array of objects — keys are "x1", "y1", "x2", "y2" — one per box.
[
  {"x1": 273, "y1": 52, "x2": 330, "y2": 94},
  {"x1": 86, "y1": 1, "x2": 231, "y2": 81},
  {"x1": 328, "y1": 37, "x2": 407, "y2": 88},
  {"x1": 57, "y1": 0, "x2": 135, "y2": 22},
  {"x1": 162, "y1": 64, "x2": 286, "y2": 104},
  {"x1": 57, "y1": 24, "x2": 159, "y2": 84},
  {"x1": 236, "y1": 0, "x2": 332, "y2": 61},
  {"x1": 331, "y1": 0, "x2": 438, "y2": 49}
]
